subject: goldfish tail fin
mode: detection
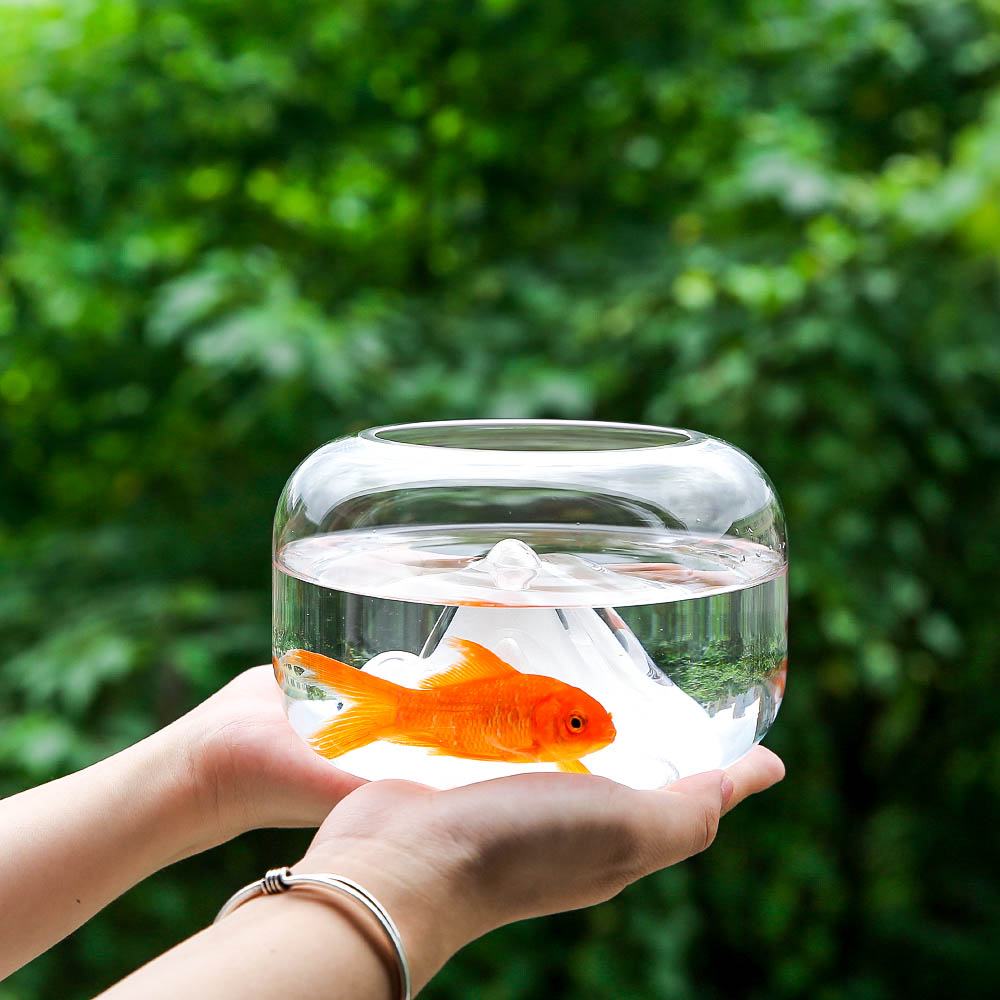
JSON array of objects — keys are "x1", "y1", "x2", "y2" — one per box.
[
  {"x1": 278, "y1": 648, "x2": 401, "y2": 760},
  {"x1": 280, "y1": 648, "x2": 401, "y2": 701},
  {"x1": 556, "y1": 759, "x2": 591, "y2": 774},
  {"x1": 309, "y1": 703, "x2": 391, "y2": 759}
]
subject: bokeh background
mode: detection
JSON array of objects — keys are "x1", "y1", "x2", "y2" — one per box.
[{"x1": 2, "y1": 0, "x2": 1000, "y2": 997}]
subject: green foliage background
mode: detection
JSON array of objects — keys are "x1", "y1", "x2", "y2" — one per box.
[{"x1": 2, "y1": 0, "x2": 1000, "y2": 996}]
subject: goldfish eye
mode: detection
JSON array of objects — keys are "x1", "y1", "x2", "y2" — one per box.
[{"x1": 567, "y1": 712, "x2": 586, "y2": 733}]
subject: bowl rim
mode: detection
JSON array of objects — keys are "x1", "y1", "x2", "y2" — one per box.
[{"x1": 360, "y1": 419, "x2": 701, "y2": 454}]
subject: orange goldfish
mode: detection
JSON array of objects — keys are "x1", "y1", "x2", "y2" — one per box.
[
  {"x1": 769, "y1": 657, "x2": 788, "y2": 700},
  {"x1": 279, "y1": 638, "x2": 616, "y2": 774}
]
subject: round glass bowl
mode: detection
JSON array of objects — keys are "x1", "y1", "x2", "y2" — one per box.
[{"x1": 272, "y1": 420, "x2": 787, "y2": 790}]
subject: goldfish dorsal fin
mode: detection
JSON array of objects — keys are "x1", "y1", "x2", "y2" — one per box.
[{"x1": 418, "y1": 638, "x2": 520, "y2": 688}]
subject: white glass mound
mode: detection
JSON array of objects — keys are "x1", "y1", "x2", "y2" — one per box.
[{"x1": 273, "y1": 526, "x2": 787, "y2": 791}]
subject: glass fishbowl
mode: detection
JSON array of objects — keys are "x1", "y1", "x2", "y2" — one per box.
[{"x1": 272, "y1": 420, "x2": 787, "y2": 790}]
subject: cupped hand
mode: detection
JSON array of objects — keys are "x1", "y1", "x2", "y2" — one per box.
[
  {"x1": 292, "y1": 747, "x2": 784, "y2": 982},
  {"x1": 178, "y1": 665, "x2": 366, "y2": 842}
]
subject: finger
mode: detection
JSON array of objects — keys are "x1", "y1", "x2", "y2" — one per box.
[
  {"x1": 657, "y1": 770, "x2": 726, "y2": 858},
  {"x1": 268, "y1": 761, "x2": 369, "y2": 827},
  {"x1": 720, "y1": 745, "x2": 785, "y2": 815},
  {"x1": 625, "y1": 749, "x2": 785, "y2": 870},
  {"x1": 609, "y1": 770, "x2": 726, "y2": 874}
]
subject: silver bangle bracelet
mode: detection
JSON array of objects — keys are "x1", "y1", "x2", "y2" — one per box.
[{"x1": 213, "y1": 866, "x2": 411, "y2": 1000}]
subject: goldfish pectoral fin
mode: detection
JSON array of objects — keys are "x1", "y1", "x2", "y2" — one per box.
[
  {"x1": 420, "y1": 638, "x2": 519, "y2": 688},
  {"x1": 556, "y1": 759, "x2": 591, "y2": 774}
]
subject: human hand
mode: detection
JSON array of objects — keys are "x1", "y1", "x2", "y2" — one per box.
[
  {"x1": 177, "y1": 665, "x2": 366, "y2": 845},
  {"x1": 0, "y1": 663, "x2": 366, "y2": 977},
  {"x1": 292, "y1": 747, "x2": 784, "y2": 988}
]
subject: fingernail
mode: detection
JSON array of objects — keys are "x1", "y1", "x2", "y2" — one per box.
[{"x1": 720, "y1": 773, "x2": 735, "y2": 810}]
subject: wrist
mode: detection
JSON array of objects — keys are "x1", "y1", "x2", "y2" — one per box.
[
  {"x1": 292, "y1": 841, "x2": 479, "y2": 990},
  {"x1": 133, "y1": 714, "x2": 239, "y2": 862},
  {"x1": 167, "y1": 700, "x2": 264, "y2": 850}
]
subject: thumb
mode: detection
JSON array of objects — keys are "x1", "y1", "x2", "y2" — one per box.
[{"x1": 656, "y1": 770, "x2": 727, "y2": 859}]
